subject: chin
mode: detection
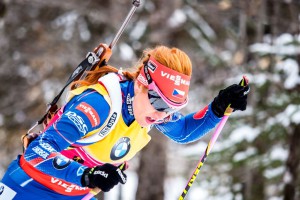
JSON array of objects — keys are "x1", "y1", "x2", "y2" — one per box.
[{"x1": 136, "y1": 119, "x2": 149, "y2": 127}]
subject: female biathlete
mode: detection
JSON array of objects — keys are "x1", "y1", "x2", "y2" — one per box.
[{"x1": 0, "y1": 46, "x2": 249, "y2": 199}]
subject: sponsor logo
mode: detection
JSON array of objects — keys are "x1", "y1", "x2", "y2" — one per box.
[
  {"x1": 32, "y1": 146, "x2": 49, "y2": 159},
  {"x1": 77, "y1": 166, "x2": 85, "y2": 176},
  {"x1": 172, "y1": 89, "x2": 185, "y2": 98},
  {"x1": 116, "y1": 168, "x2": 127, "y2": 183},
  {"x1": 244, "y1": 87, "x2": 250, "y2": 96},
  {"x1": 72, "y1": 65, "x2": 83, "y2": 78},
  {"x1": 147, "y1": 61, "x2": 157, "y2": 72},
  {"x1": 98, "y1": 112, "x2": 117, "y2": 137},
  {"x1": 126, "y1": 94, "x2": 134, "y2": 116},
  {"x1": 94, "y1": 170, "x2": 108, "y2": 178},
  {"x1": 40, "y1": 142, "x2": 56, "y2": 153},
  {"x1": 110, "y1": 137, "x2": 131, "y2": 160},
  {"x1": 53, "y1": 156, "x2": 71, "y2": 169},
  {"x1": 76, "y1": 102, "x2": 100, "y2": 127},
  {"x1": 51, "y1": 177, "x2": 88, "y2": 193},
  {"x1": 65, "y1": 111, "x2": 88, "y2": 134},
  {"x1": 161, "y1": 71, "x2": 190, "y2": 86},
  {"x1": 137, "y1": 74, "x2": 148, "y2": 85},
  {"x1": 0, "y1": 186, "x2": 4, "y2": 195}
]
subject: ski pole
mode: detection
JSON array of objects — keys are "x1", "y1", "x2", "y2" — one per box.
[
  {"x1": 82, "y1": 162, "x2": 128, "y2": 200},
  {"x1": 179, "y1": 76, "x2": 249, "y2": 200}
]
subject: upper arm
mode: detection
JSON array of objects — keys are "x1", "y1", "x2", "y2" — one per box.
[{"x1": 23, "y1": 90, "x2": 110, "y2": 185}]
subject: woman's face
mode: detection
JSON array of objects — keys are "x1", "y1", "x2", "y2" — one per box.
[{"x1": 133, "y1": 81, "x2": 169, "y2": 127}]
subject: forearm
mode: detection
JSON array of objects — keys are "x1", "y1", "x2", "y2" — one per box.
[
  {"x1": 24, "y1": 130, "x2": 87, "y2": 186},
  {"x1": 155, "y1": 103, "x2": 221, "y2": 143}
]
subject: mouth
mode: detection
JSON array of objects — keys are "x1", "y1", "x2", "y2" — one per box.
[{"x1": 145, "y1": 116, "x2": 156, "y2": 124}]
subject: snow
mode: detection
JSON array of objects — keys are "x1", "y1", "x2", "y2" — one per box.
[
  {"x1": 0, "y1": 114, "x2": 3, "y2": 126},
  {"x1": 52, "y1": 11, "x2": 79, "y2": 41},
  {"x1": 184, "y1": 6, "x2": 216, "y2": 40},
  {"x1": 267, "y1": 104, "x2": 300, "y2": 127},
  {"x1": 249, "y1": 33, "x2": 300, "y2": 55},
  {"x1": 167, "y1": 9, "x2": 187, "y2": 28},
  {"x1": 275, "y1": 58, "x2": 300, "y2": 89},
  {"x1": 119, "y1": 43, "x2": 135, "y2": 61},
  {"x1": 233, "y1": 147, "x2": 257, "y2": 162},
  {"x1": 105, "y1": 170, "x2": 138, "y2": 200},
  {"x1": 269, "y1": 146, "x2": 289, "y2": 161},
  {"x1": 51, "y1": 11, "x2": 91, "y2": 41},
  {"x1": 179, "y1": 141, "x2": 208, "y2": 156},
  {"x1": 283, "y1": 170, "x2": 292, "y2": 184},
  {"x1": 229, "y1": 126, "x2": 260, "y2": 143},
  {"x1": 129, "y1": 20, "x2": 147, "y2": 40},
  {"x1": 264, "y1": 166, "x2": 285, "y2": 179}
]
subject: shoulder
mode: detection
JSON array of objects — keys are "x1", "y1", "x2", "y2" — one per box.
[{"x1": 64, "y1": 89, "x2": 111, "y2": 128}]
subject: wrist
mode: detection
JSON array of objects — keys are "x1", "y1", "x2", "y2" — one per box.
[
  {"x1": 211, "y1": 98, "x2": 224, "y2": 118},
  {"x1": 81, "y1": 168, "x2": 95, "y2": 188}
]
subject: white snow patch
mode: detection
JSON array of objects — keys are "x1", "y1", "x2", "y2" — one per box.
[
  {"x1": 229, "y1": 126, "x2": 260, "y2": 143},
  {"x1": 264, "y1": 166, "x2": 285, "y2": 179},
  {"x1": 268, "y1": 104, "x2": 300, "y2": 127},
  {"x1": 168, "y1": 9, "x2": 187, "y2": 28},
  {"x1": 0, "y1": 114, "x2": 4, "y2": 126},
  {"x1": 104, "y1": 170, "x2": 138, "y2": 200},
  {"x1": 283, "y1": 170, "x2": 292, "y2": 184},
  {"x1": 275, "y1": 58, "x2": 300, "y2": 89},
  {"x1": 269, "y1": 146, "x2": 289, "y2": 161},
  {"x1": 233, "y1": 147, "x2": 257, "y2": 162},
  {"x1": 119, "y1": 43, "x2": 134, "y2": 61},
  {"x1": 249, "y1": 33, "x2": 300, "y2": 55},
  {"x1": 129, "y1": 20, "x2": 147, "y2": 40}
]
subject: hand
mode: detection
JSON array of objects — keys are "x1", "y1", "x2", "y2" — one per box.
[
  {"x1": 81, "y1": 163, "x2": 127, "y2": 192},
  {"x1": 211, "y1": 82, "x2": 250, "y2": 118}
]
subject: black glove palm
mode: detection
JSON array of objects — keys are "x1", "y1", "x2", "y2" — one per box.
[
  {"x1": 212, "y1": 84, "x2": 250, "y2": 117},
  {"x1": 81, "y1": 163, "x2": 127, "y2": 192}
]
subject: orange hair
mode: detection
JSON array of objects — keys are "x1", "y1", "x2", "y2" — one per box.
[{"x1": 72, "y1": 45, "x2": 192, "y2": 89}]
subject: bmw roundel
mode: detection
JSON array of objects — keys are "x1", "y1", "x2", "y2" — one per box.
[
  {"x1": 110, "y1": 137, "x2": 131, "y2": 160},
  {"x1": 53, "y1": 155, "x2": 71, "y2": 169}
]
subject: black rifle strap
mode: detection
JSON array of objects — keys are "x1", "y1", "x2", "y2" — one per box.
[{"x1": 37, "y1": 52, "x2": 100, "y2": 125}]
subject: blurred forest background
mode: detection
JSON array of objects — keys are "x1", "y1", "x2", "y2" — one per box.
[{"x1": 0, "y1": 0, "x2": 299, "y2": 200}]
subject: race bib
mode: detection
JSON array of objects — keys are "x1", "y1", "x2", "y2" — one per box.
[{"x1": 0, "y1": 182, "x2": 16, "y2": 200}]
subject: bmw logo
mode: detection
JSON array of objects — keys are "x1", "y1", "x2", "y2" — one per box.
[
  {"x1": 53, "y1": 155, "x2": 71, "y2": 169},
  {"x1": 0, "y1": 186, "x2": 4, "y2": 195},
  {"x1": 110, "y1": 137, "x2": 131, "y2": 160}
]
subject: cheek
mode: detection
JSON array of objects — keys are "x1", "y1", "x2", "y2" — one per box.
[{"x1": 133, "y1": 92, "x2": 152, "y2": 115}]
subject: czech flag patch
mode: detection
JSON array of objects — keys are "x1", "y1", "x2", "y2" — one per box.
[{"x1": 172, "y1": 89, "x2": 185, "y2": 98}]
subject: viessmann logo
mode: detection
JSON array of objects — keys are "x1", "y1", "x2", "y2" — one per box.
[
  {"x1": 160, "y1": 71, "x2": 190, "y2": 86},
  {"x1": 76, "y1": 102, "x2": 100, "y2": 127}
]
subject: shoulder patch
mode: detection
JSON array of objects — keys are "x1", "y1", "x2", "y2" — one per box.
[{"x1": 76, "y1": 102, "x2": 100, "y2": 127}]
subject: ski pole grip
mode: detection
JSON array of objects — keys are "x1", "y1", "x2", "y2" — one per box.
[{"x1": 224, "y1": 75, "x2": 249, "y2": 116}]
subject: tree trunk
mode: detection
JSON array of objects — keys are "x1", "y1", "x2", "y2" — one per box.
[
  {"x1": 136, "y1": 128, "x2": 167, "y2": 200},
  {"x1": 283, "y1": 124, "x2": 300, "y2": 200}
]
